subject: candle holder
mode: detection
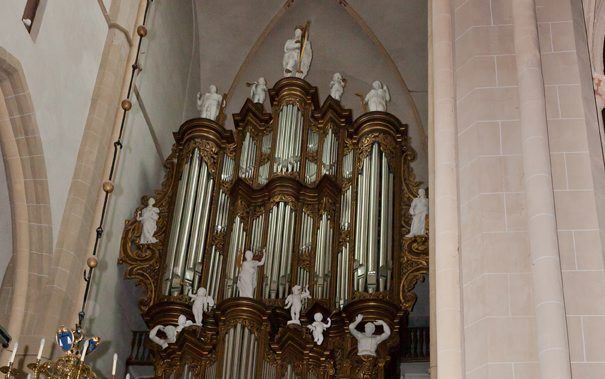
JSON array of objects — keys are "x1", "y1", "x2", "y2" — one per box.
[
  {"x1": 0, "y1": 362, "x2": 24, "y2": 378},
  {"x1": 26, "y1": 359, "x2": 44, "y2": 378}
]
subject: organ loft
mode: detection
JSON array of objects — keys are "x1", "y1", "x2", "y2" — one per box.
[{"x1": 119, "y1": 25, "x2": 428, "y2": 379}]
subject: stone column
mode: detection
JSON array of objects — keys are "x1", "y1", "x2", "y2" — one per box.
[
  {"x1": 511, "y1": 1, "x2": 572, "y2": 378},
  {"x1": 431, "y1": 0, "x2": 464, "y2": 378}
]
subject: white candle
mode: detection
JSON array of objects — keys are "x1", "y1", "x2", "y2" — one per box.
[
  {"x1": 9, "y1": 342, "x2": 18, "y2": 364},
  {"x1": 125, "y1": 374, "x2": 130, "y2": 379},
  {"x1": 112, "y1": 353, "x2": 118, "y2": 375},
  {"x1": 36, "y1": 338, "x2": 45, "y2": 360},
  {"x1": 80, "y1": 340, "x2": 89, "y2": 362}
]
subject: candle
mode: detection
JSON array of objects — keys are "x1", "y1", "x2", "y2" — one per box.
[
  {"x1": 125, "y1": 374, "x2": 130, "y2": 379},
  {"x1": 36, "y1": 338, "x2": 45, "y2": 360},
  {"x1": 9, "y1": 342, "x2": 18, "y2": 364},
  {"x1": 112, "y1": 353, "x2": 118, "y2": 375},
  {"x1": 80, "y1": 340, "x2": 89, "y2": 362}
]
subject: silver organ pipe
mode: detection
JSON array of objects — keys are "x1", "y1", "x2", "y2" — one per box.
[
  {"x1": 322, "y1": 127, "x2": 338, "y2": 176},
  {"x1": 220, "y1": 325, "x2": 258, "y2": 379},
  {"x1": 274, "y1": 104, "x2": 303, "y2": 174},
  {"x1": 305, "y1": 160, "x2": 317, "y2": 184},
  {"x1": 354, "y1": 143, "x2": 394, "y2": 293},
  {"x1": 239, "y1": 131, "x2": 256, "y2": 179},
  {"x1": 225, "y1": 216, "x2": 247, "y2": 298},
  {"x1": 162, "y1": 148, "x2": 216, "y2": 295},
  {"x1": 314, "y1": 212, "x2": 332, "y2": 299},
  {"x1": 163, "y1": 158, "x2": 190, "y2": 295},
  {"x1": 262, "y1": 361, "x2": 277, "y2": 379},
  {"x1": 205, "y1": 362, "x2": 216, "y2": 379},
  {"x1": 263, "y1": 203, "x2": 295, "y2": 298}
]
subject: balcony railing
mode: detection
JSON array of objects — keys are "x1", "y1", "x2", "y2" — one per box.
[
  {"x1": 403, "y1": 326, "x2": 430, "y2": 362},
  {"x1": 127, "y1": 330, "x2": 153, "y2": 367}
]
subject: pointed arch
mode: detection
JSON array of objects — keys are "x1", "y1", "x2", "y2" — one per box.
[{"x1": 0, "y1": 47, "x2": 53, "y2": 358}]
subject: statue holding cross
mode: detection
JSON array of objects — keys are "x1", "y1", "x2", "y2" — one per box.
[{"x1": 283, "y1": 22, "x2": 312, "y2": 79}]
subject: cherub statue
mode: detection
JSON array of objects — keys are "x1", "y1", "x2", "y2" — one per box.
[
  {"x1": 188, "y1": 287, "x2": 215, "y2": 325},
  {"x1": 149, "y1": 324, "x2": 177, "y2": 350},
  {"x1": 330, "y1": 73, "x2": 346, "y2": 101},
  {"x1": 283, "y1": 25, "x2": 312, "y2": 78},
  {"x1": 137, "y1": 197, "x2": 159, "y2": 244},
  {"x1": 197, "y1": 85, "x2": 223, "y2": 121},
  {"x1": 175, "y1": 314, "x2": 194, "y2": 333},
  {"x1": 348, "y1": 314, "x2": 391, "y2": 356},
  {"x1": 406, "y1": 188, "x2": 429, "y2": 237},
  {"x1": 307, "y1": 312, "x2": 331, "y2": 345},
  {"x1": 285, "y1": 284, "x2": 311, "y2": 325},
  {"x1": 237, "y1": 249, "x2": 266, "y2": 298},
  {"x1": 249, "y1": 77, "x2": 268, "y2": 104},
  {"x1": 364, "y1": 81, "x2": 390, "y2": 112}
]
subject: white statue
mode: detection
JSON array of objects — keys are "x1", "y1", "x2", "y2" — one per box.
[
  {"x1": 249, "y1": 77, "x2": 268, "y2": 104},
  {"x1": 283, "y1": 26, "x2": 312, "y2": 79},
  {"x1": 330, "y1": 73, "x2": 346, "y2": 101},
  {"x1": 364, "y1": 81, "x2": 390, "y2": 112},
  {"x1": 406, "y1": 188, "x2": 428, "y2": 237},
  {"x1": 594, "y1": 71, "x2": 605, "y2": 109},
  {"x1": 307, "y1": 312, "x2": 331, "y2": 345},
  {"x1": 149, "y1": 324, "x2": 177, "y2": 349},
  {"x1": 188, "y1": 287, "x2": 215, "y2": 325},
  {"x1": 197, "y1": 85, "x2": 223, "y2": 121},
  {"x1": 348, "y1": 314, "x2": 391, "y2": 357},
  {"x1": 175, "y1": 314, "x2": 194, "y2": 333},
  {"x1": 237, "y1": 250, "x2": 266, "y2": 298},
  {"x1": 137, "y1": 197, "x2": 159, "y2": 244},
  {"x1": 284, "y1": 285, "x2": 311, "y2": 325}
]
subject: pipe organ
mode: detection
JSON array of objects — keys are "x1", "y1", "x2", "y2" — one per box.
[{"x1": 120, "y1": 77, "x2": 427, "y2": 378}]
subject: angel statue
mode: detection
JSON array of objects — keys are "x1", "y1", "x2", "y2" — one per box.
[
  {"x1": 285, "y1": 284, "x2": 311, "y2": 325},
  {"x1": 307, "y1": 312, "x2": 331, "y2": 345},
  {"x1": 237, "y1": 249, "x2": 266, "y2": 298},
  {"x1": 330, "y1": 73, "x2": 346, "y2": 101},
  {"x1": 137, "y1": 197, "x2": 159, "y2": 244},
  {"x1": 283, "y1": 24, "x2": 312, "y2": 79},
  {"x1": 197, "y1": 85, "x2": 223, "y2": 121},
  {"x1": 248, "y1": 77, "x2": 268, "y2": 104},
  {"x1": 188, "y1": 287, "x2": 215, "y2": 325},
  {"x1": 364, "y1": 81, "x2": 391, "y2": 112}
]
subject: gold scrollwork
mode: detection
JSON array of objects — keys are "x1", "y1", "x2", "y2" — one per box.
[{"x1": 400, "y1": 235, "x2": 429, "y2": 310}]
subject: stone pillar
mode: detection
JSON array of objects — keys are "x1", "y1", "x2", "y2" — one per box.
[
  {"x1": 431, "y1": 0, "x2": 464, "y2": 378},
  {"x1": 511, "y1": 0, "x2": 572, "y2": 378}
]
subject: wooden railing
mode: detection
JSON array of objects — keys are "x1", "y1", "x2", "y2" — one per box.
[
  {"x1": 127, "y1": 330, "x2": 153, "y2": 367},
  {"x1": 403, "y1": 326, "x2": 430, "y2": 362}
]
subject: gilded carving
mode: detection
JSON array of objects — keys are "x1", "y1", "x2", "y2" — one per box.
[{"x1": 400, "y1": 235, "x2": 429, "y2": 310}]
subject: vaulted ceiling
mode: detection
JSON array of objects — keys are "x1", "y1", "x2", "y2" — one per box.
[{"x1": 195, "y1": 0, "x2": 428, "y2": 178}]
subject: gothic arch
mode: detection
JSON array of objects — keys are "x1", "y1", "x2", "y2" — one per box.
[{"x1": 0, "y1": 47, "x2": 53, "y2": 356}]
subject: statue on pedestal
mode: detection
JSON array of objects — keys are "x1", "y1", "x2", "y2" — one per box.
[
  {"x1": 330, "y1": 73, "x2": 346, "y2": 101},
  {"x1": 137, "y1": 197, "x2": 159, "y2": 244},
  {"x1": 237, "y1": 250, "x2": 266, "y2": 298},
  {"x1": 348, "y1": 314, "x2": 391, "y2": 357},
  {"x1": 248, "y1": 77, "x2": 268, "y2": 104},
  {"x1": 307, "y1": 312, "x2": 331, "y2": 345},
  {"x1": 406, "y1": 188, "x2": 429, "y2": 237},
  {"x1": 364, "y1": 81, "x2": 390, "y2": 112},
  {"x1": 283, "y1": 23, "x2": 312, "y2": 79},
  {"x1": 197, "y1": 85, "x2": 223, "y2": 121},
  {"x1": 188, "y1": 287, "x2": 215, "y2": 325},
  {"x1": 285, "y1": 285, "x2": 311, "y2": 325}
]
